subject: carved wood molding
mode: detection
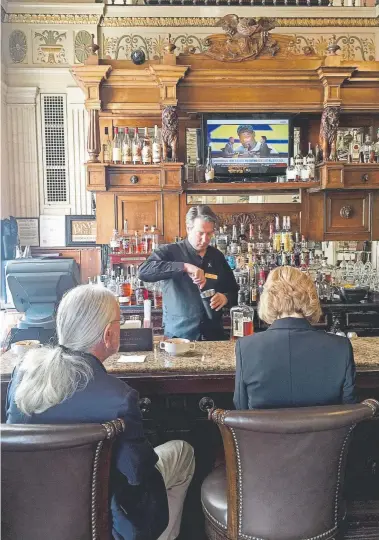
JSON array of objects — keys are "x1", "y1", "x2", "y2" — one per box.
[
  {"x1": 317, "y1": 63, "x2": 356, "y2": 106},
  {"x1": 70, "y1": 65, "x2": 112, "y2": 110},
  {"x1": 149, "y1": 65, "x2": 189, "y2": 106}
]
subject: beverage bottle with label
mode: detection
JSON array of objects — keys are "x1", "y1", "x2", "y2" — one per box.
[
  {"x1": 150, "y1": 226, "x2": 159, "y2": 251},
  {"x1": 132, "y1": 127, "x2": 142, "y2": 165},
  {"x1": 301, "y1": 157, "x2": 309, "y2": 181},
  {"x1": 142, "y1": 224, "x2": 151, "y2": 253},
  {"x1": 119, "y1": 270, "x2": 131, "y2": 306},
  {"x1": 361, "y1": 133, "x2": 373, "y2": 164},
  {"x1": 350, "y1": 130, "x2": 360, "y2": 163},
  {"x1": 112, "y1": 127, "x2": 122, "y2": 164},
  {"x1": 373, "y1": 128, "x2": 379, "y2": 162},
  {"x1": 230, "y1": 225, "x2": 239, "y2": 256},
  {"x1": 230, "y1": 291, "x2": 254, "y2": 341},
  {"x1": 135, "y1": 280, "x2": 148, "y2": 305},
  {"x1": 122, "y1": 127, "x2": 132, "y2": 164},
  {"x1": 109, "y1": 229, "x2": 120, "y2": 253},
  {"x1": 205, "y1": 145, "x2": 215, "y2": 183},
  {"x1": 294, "y1": 148, "x2": 303, "y2": 181},
  {"x1": 142, "y1": 127, "x2": 152, "y2": 165},
  {"x1": 103, "y1": 127, "x2": 111, "y2": 163},
  {"x1": 152, "y1": 124, "x2": 161, "y2": 164},
  {"x1": 286, "y1": 157, "x2": 296, "y2": 182}
]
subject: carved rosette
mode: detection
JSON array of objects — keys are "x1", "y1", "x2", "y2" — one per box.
[
  {"x1": 161, "y1": 105, "x2": 179, "y2": 162},
  {"x1": 319, "y1": 106, "x2": 340, "y2": 162}
]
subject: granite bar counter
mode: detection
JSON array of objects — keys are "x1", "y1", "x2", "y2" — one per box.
[{"x1": 1, "y1": 338, "x2": 379, "y2": 396}]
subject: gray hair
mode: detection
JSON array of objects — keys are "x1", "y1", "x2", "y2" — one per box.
[
  {"x1": 14, "y1": 285, "x2": 118, "y2": 416},
  {"x1": 185, "y1": 205, "x2": 218, "y2": 230}
]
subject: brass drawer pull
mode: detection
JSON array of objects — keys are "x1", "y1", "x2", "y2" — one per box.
[
  {"x1": 340, "y1": 205, "x2": 352, "y2": 219},
  {"x1": 130, "y1": 175, "x2": 139, "y2": 184},
  {"x1": 361, "y1": 173, "x2": 369, "y2": 183}
]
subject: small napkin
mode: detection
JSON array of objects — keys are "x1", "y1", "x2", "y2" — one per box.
[{"x1": 117, "y1": 355, "x2": 146, "y2": 363}]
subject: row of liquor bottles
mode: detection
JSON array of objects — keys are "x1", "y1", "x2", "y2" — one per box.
[
  {"x1": 90, "y1": 266, "x2": 163, "y2": 309},
  {"x1": 110, "y1": 221, "x2": 159, "y2": 254},
  {"x1": 336, "y1": 128, "x2": 379, "y2": 164},
  {"x1": 103, "y1": 126, "x2": 162, "y2": 165}
]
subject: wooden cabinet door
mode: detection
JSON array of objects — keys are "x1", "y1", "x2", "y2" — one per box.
[
  {"x1": 116, "y1": 193, "x2": 163, "y2": 234},
  {"x1": 325, "y1": 191, "x2": 371, "y2": 240}
]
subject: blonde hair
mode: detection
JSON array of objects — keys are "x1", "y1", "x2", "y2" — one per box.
[
  {"x1": 258, "y1": 266, "x2": 322, "y2": 325},
  {"x1": 14, "y1": 285, "x2": 119, "y2": 416}
]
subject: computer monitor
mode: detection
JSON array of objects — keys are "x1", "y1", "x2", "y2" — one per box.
[{"x1": 6, "y1": 258, "x2": 80, "y2": 330}]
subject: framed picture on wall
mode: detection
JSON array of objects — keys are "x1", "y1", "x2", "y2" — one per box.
[
  {"x1": 15, "y1": 218, "x2": 40, "y2": 247},
  {"x1": 65, "y1": 215, "x2": 97, "y2": 247}
]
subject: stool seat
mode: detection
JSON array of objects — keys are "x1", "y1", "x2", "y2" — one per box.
[{"x1": 201, "y1": 466, "x2": 227, "y2": 531}]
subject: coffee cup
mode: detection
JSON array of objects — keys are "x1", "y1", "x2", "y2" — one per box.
[
  {"x1": 11, "y1": 340, "x2": 41, "y2": 356},
  {"x1": 159, "y1": 338, "x2": 195, "y2": 356}
]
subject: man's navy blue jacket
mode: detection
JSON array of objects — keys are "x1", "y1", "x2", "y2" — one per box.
[{"x1": 6, "y1": 353, "x2": 168, "y2": 540}]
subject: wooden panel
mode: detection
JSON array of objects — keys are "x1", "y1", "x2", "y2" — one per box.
[
  {"x1": 306, "y1": 191, "x2": 324, "y2": 241},
  {"x1": 96, "y1": 192, "x2": 115, "y2": 244},
  {"x1": 87, "y1": 164, "x2": 106, "y2": 192},
  {"x1": 163, "y1": 193, "x2": 180, "y2": 243},
  {"x1": 109, "y1": 167, "x2": 161, "y2": 189},
  {"x1": 116, "y1": 193, "x2": 163, "y2": 234},
  {"x1": 344, "y1": 165, "x2": 379, "y2": 189},
  {"x1": 325, "y1": 191, "x2": 371, "y2": 239},
  {"x1": 31, "y1": 247, "x2": 101, "y2": 284},
  {"x1": 372, "y1": 192, "x2": 379, "y2": 241},
  {"x1": 317, "y1": 163, "x2": 344, "y2": 189},
  {"x1": 161, "y1": 163, "x2": 183, "y2": 190}
]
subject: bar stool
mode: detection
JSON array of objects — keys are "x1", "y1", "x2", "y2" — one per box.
[{"x1": 201, "y1": 400, "x2": 379, "y2": 540}]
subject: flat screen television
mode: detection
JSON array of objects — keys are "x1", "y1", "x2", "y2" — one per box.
[{"x1": 203, "y1": 114, "x2": 293, "y2": 178}]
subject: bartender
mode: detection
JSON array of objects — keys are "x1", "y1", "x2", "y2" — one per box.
[{"x1": 138, "y1": 205, "x2": 239, "y2": 341}]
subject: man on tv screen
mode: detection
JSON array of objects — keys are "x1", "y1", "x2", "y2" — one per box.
[
  {"x1": 222, "y1": 136, "x2": 235, "y2": 157},
  {"x1": 236, "y1": 125, "x2": 260, "y2": 155}
]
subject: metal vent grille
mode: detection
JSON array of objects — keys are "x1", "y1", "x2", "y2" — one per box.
[{"x1": 41, "y1": 95, "x2": 68, "y2": 204}]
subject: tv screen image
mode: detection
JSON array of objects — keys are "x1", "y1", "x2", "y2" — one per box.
[{"x1": 206, "y1": 119, "x2": 289, "y2": 172}]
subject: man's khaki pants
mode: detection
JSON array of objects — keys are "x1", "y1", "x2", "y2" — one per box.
[{"x1": 155, "y1": 440, "x2": 195, "y2": 540}]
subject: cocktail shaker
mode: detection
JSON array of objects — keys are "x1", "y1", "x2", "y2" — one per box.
[{"x1": 200, "y1": 288, "x2": 215, "y2": 319}]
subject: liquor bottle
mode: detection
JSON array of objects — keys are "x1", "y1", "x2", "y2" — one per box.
[
  {"x1": 103, "y1": 127, "x2": 111, "y2": 163},
  {"x1": 122, "y1": 127, "x2": 132, "y2": 164},
  {"x1": 373, "y1": 128, "x2": 379, "y2": 163},
  {"x1": 216, "y1": 227, "x2": 228, "y2": 255},
  {"x1": 230, "y1": 291, "x2": 254, "y2": 340},
  {"x1": 132, "y1": 127, "x2": 141, "y2": 165},
  {"x1": 301, "y1": 157, "x2": 309, "y2": 181},
  {"x1": 152, "y1": 125, "x2": 161, "y2": 164},
  {"x1": 361, "y1": 133, "x2": 372, "y2": 164},
  {"x1": 306, "y1": 143, "x2": 315, "y2": 180},
  {"x1": 112, "y1": 127, "x2": 121, "y2": 164},
  {"x1": 286, "y1": 157, "x2": 296, "y2": 182},
  {"x1": 350, "y1": 130, "x2": 360, "y2": 163},
  {"x1": 141, "y1": 127, "x2": 152, "y2": 165},
  {"x1": 151, "y1": 226, "x2": 159, "y2": 250},
  {"x1": 119, "y1": 270, "x2": 131, "y2": 306},
  {"x1": 239, "y1": 224, "x2": 248, "y2": 254},
  {"x1": 142, "y1": 224, "x2": 151, "y2": 253},
  {"x1": 294, "y1": 148, "x2": 303, "y2": 180},
  {"x1": 109, "y1": 229, "x2": 120, "y2": 253},
  {"x1": 205, "y1": 145, "x2": 215, "y2": 183},
  {"x1": 230, "y1": 225, "x2": 239, "y2": 255},
  {"x1": 107, "y1": 271, "x2": 118, "y2": 297},
  {"x1": 135, "y1": 280, "x2": 148, "y2": 306},
  {"x1": 336, "y1": 133, "x2": 346, "y2": 161}
]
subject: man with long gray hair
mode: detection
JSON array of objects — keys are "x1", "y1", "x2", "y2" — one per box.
[
  {"x1": 139, "y1": 205, "x2": 238, "y2": 340},
  {"x1": 6, "y1": 285, "x2": 195, "y2": 540}
]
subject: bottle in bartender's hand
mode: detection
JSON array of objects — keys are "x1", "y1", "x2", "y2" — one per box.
[{"x1": 230, "y1": 292, "x2": 254, "y2": 341}]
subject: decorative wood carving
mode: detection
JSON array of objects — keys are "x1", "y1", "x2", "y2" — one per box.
[
  {"x1": 162, "y1": 105, "x2": 179, "y2": 162},
  {"x1": 340, "y1": 205, "x2": 353, "y2": 219},
  {"x1": 204, "y1": 15, "x2": 278, "y2": 62},
  {"x1": 319, "y1": 106, "x2": 340, "y2": 162},
  {"x1": 87, "y1": 109, "x2": 101, "y2": 163}
]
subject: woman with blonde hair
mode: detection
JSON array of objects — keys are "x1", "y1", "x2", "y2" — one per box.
[
  {"x1": 234, "y1": 266, "x2": 356, "y2": 410},
  {"x1": 6, "y1": 284, "x2": 195, "y2": 540}
]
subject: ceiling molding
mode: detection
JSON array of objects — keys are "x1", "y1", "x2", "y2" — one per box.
[{"x1": 100, "y1": 16, "x2": 379, "y2": 28}]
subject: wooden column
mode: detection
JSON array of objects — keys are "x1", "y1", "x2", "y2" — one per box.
[{"x1": 70, "y1": 64, "x2": 112, "y2": 164}]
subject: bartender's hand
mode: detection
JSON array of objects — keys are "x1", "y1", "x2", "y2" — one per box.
[
  {"x1": 183, "y1": 263, "x2": 206, "y2": 289},
  {"x1": 210, "y1": 293, "x2": 228, "y2": 311}
]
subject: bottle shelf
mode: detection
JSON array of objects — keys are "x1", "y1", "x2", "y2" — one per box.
[
  {"x1": 183, "y1": 181, "x2": 319, "y2": 192},
  {"x1": 110, "y1": 253, "x2": 150, "y2": 264}
]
